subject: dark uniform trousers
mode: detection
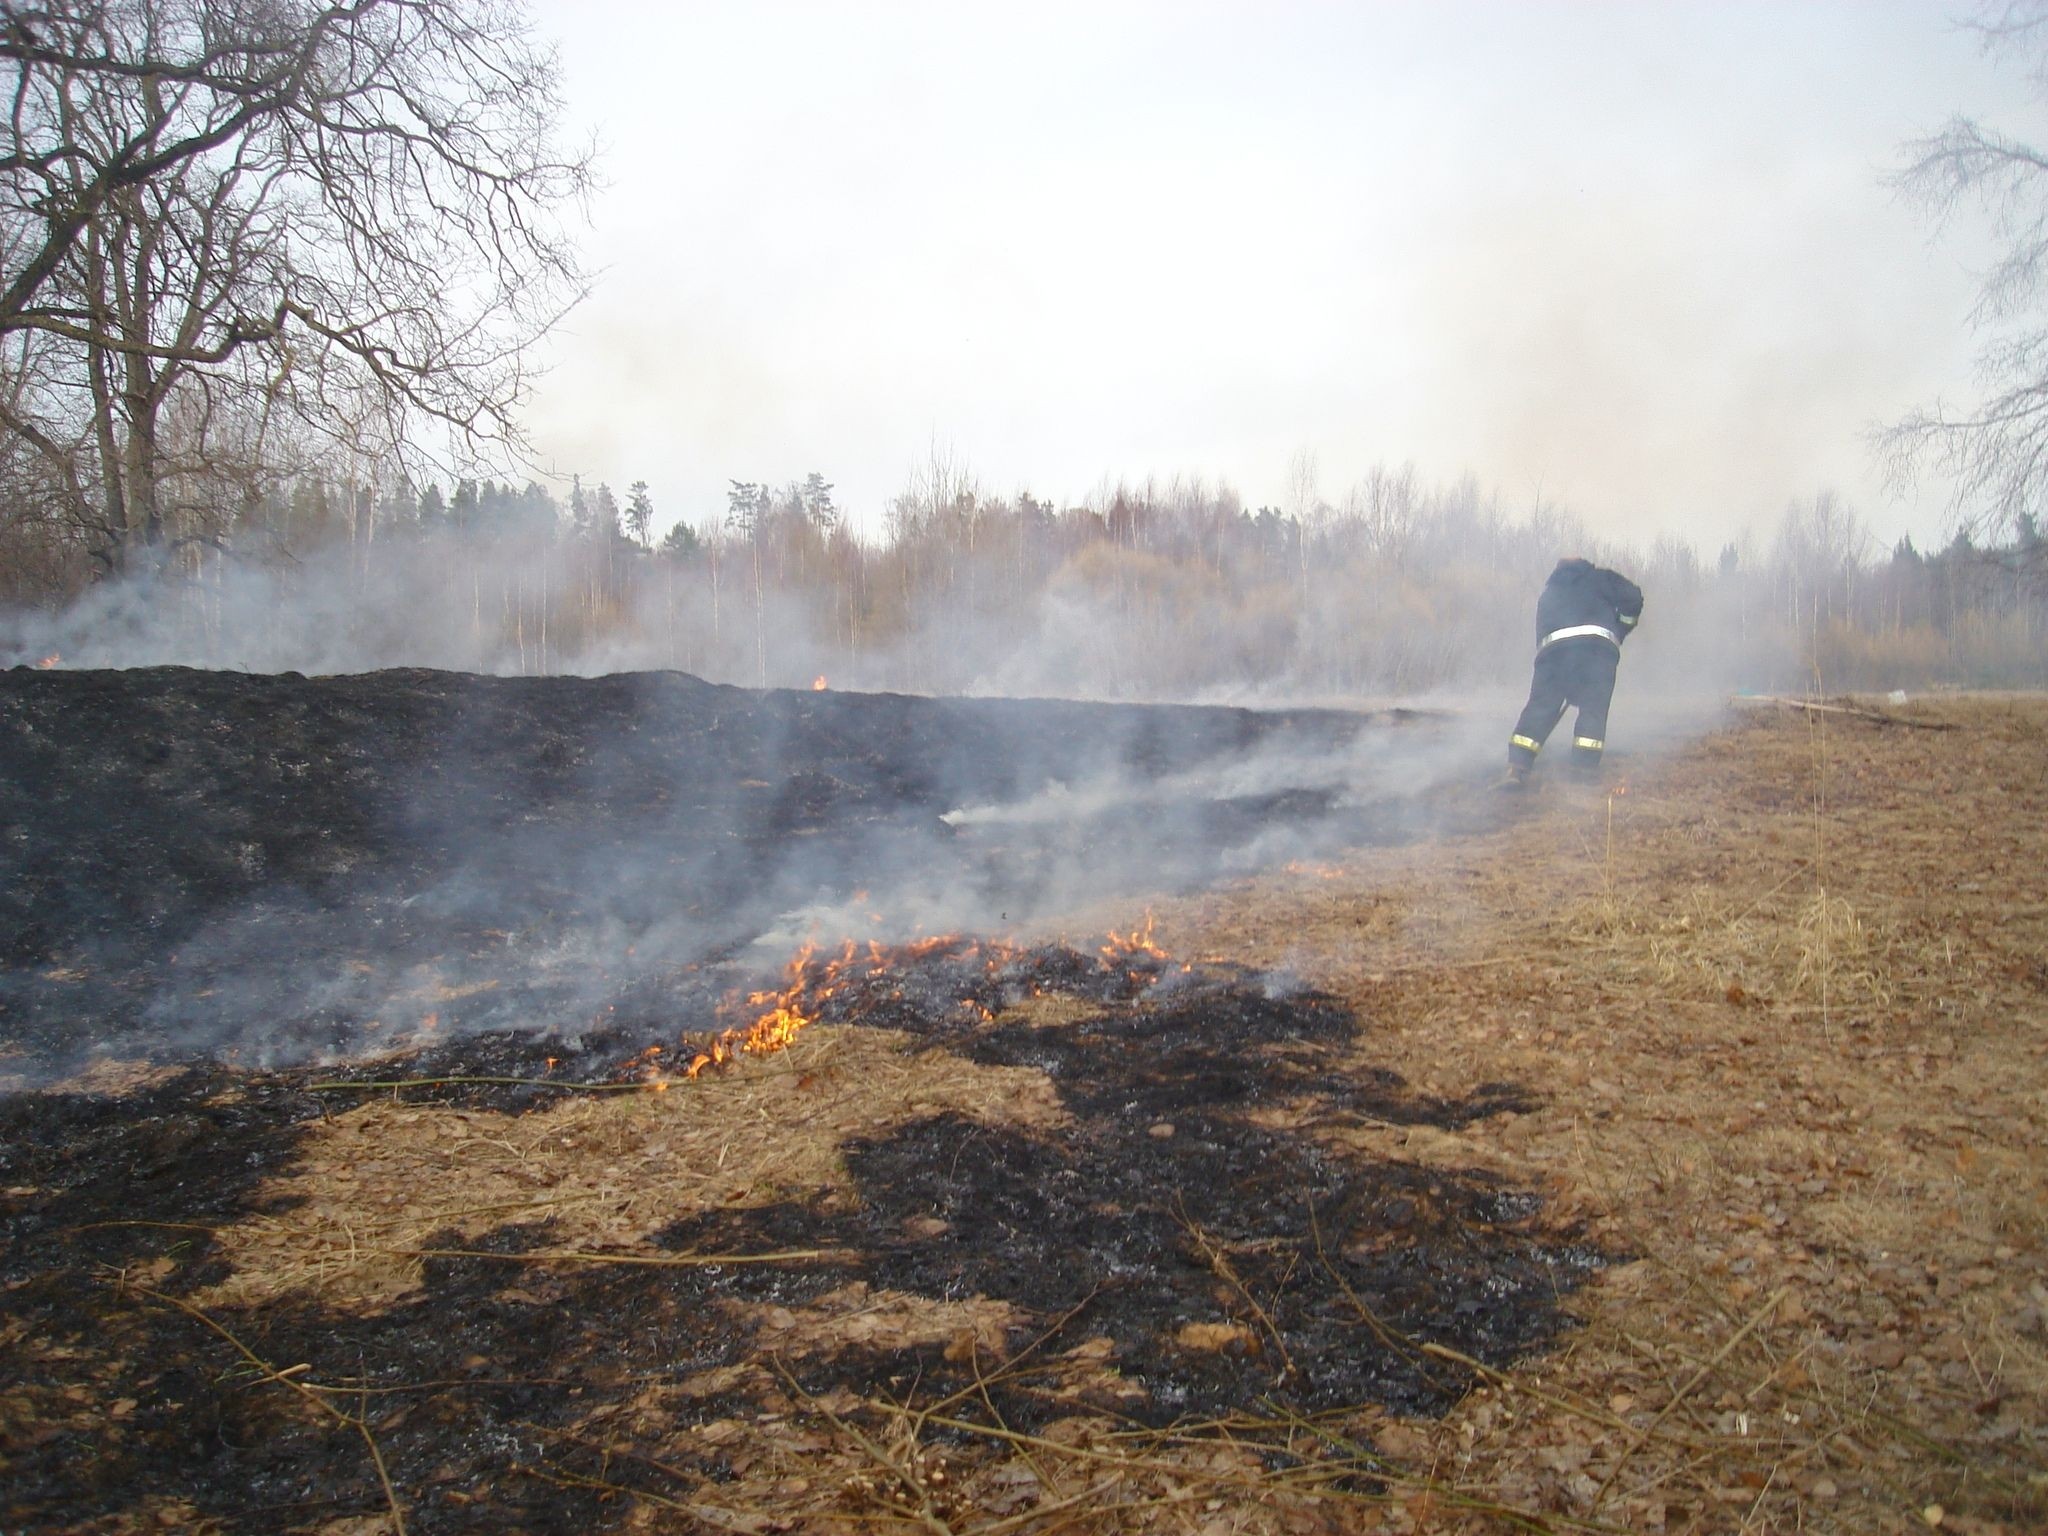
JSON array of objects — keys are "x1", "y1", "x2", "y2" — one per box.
[{"x1": 1509, "y1": 636, "x2": 1618, "y2": 773}]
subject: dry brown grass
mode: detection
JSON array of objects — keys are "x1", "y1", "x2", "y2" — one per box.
[
  {"x1": 198, "y1": 1025, "x2": 1064, "y2": 1311},
  {"x1": 1148, "y1": 693, "x2": 2048, "y2": 1533}
]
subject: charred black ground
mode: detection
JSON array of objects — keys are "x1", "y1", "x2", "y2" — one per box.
[
  {"x1": 2, "y1": 936, "x2": 1604, "y2": 1534},
  {"x1": 0, "y1": 666, "x2": 1469, "y2": 1081}
]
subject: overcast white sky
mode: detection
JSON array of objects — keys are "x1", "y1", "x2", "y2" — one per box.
[{"x1": 517, "y1": 0, "x2": 2034, "y2": 553}]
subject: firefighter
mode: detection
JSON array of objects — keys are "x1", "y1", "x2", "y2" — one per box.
[{"x1": 1504, "y1": 557, "x2": 1644, "y2": 785}]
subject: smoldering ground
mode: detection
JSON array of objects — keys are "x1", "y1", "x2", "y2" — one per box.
[{"x1": 0, "y1": 663, "x2": 1579, "y2": 1085}]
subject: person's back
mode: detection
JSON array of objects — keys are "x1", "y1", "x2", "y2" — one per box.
[
  {"x1": 1505, "y1": 558, "x2": 1644, "y2": 784},
  {"x1": 1534, "y1": 558, "x2": 1643, "y2": 645}
]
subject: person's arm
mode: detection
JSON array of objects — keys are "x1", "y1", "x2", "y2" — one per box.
[{"x1": 1605, "y1": 570, "x2": 1644, "y2": 639}]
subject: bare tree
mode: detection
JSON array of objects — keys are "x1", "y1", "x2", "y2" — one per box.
[
  {"x1": 1774, "y1": 489, "x2": 1872, "y2": 630},
  {"x1": 0, "y1": 0, "x2": 590, "y2": 572},
  {"x1": 1351, "y1": 461, "x2": 1418, "y2": 568},
  {"x1": 1285, "y1": 444, "x2": 1321, "y2": 606},
  {"x1": 1885, "y1": 0, "x2": 2048, "y2": 548}
]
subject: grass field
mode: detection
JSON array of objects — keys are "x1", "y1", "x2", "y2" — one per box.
[{"x1": 1145, "y1": 692, "x2": 2048, "y2": 1533}]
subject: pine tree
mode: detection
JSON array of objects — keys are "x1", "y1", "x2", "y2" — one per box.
[
  {"x1": 380, "y1": 477, "x2": 421, "y2": 535},
  {"x1": 591, "y1": 482, "x2": 622, "y2": 544},
  {"x1": 516, "y1": 481, "x2": 559, "y2": 538},
  {"x1": 625, "y1": 481, "x2": 655, "y2": 547},
  {"x1": 725, "y1": 481, "x2": 762, "y2": 537},
  {"x1": 800, "y1": 472, "x2": 838, "y2": 531}
]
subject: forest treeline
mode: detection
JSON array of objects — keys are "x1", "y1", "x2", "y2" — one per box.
[{"x1": 3, "y1": 458, "x2": 2043, "y2": 699}]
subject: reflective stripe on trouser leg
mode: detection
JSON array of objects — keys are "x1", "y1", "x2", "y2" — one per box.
[
  {"x1": 1511, "y1": 653, "x2": 1571, "y2": 768},
  {"x1": 1569, "y1": 735, "x2": 1604, "y2": 772}
]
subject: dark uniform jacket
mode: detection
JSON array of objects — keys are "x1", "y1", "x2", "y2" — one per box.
[{"x1": 1533, "y1": 558, "x2": 1644, "y2": 651}]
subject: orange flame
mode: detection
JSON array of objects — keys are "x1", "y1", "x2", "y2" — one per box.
[
  {"x1": 1283, "y1": 861, "x2": 1346, "y2": 881},
  {"x1": 669, "y1": 921, "x2": 1171, "y2": 1084},
  {"x1": 812, "y1": 675, "x2": 829, "y2": 691},
  {"x1": 1100, "y1": 911, "x2": 1166, "y2": 965},
  {"x1": 617, "y1": 1042, "x2": 673, "y2": 1090},
  {"x1": 34, "y1": 653, "x2": 60, "y2": 669},
  {"x1": 686, "y1": 940, "x2": 839, "y2": 1078}
]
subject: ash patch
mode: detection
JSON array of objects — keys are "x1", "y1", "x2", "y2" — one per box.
[
  {"x1": 964, "y1": 979, "x2": 1355, "y2": 1118},
  {"x1": 834, "y1": 1113, "x2": 1582, "y2": 1424},
  {"x1": 3, "y1": 1212, "x2": 828, "y2": 1533},
  {"x1": 754, "y1": 936, "x2": 1162, "y2": 1043},
  {"x1": 306, "y1": 1023, "x2": 676, "y2": 1113},
  {"x1": 305, "y1": 962, "x2": 734, "y2": 1113},
  {"x1": 0, "y1": 1066, "x2": 318, "y2": 1282}
]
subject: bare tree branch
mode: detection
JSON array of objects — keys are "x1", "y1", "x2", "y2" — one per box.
[
  {"x1": 1885, "y1": 0, "x2": 2048, "y2": 540},
  {"x1": 0, "y1": 0, "x2": 592, "y2": 569}
]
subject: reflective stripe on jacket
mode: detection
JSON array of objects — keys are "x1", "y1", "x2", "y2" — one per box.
[{"x1": 1538, "y1": 623, "x2": 1621, "y2": 651}]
